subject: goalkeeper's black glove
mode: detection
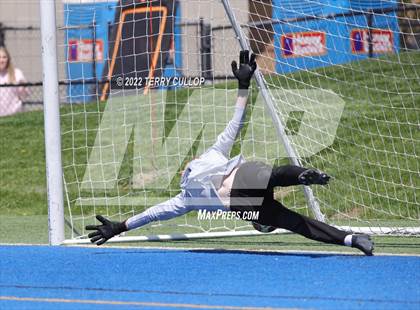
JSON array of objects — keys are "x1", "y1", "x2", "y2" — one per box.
[
  {"x1": 298, "y1": 169, "x2": 330, "y2": 186},
  {"x1": 85, "y1": 215, "x2": 127, "y2": 246},
  {"x1": 231, "y1": 50, "x2": 257, "y2": 89}
]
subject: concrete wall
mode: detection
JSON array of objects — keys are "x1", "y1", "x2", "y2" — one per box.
[{"x1": 180, "y1": 1, "x2": 248, "y2": 77}]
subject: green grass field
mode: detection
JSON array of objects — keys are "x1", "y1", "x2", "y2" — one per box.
[
  {"x1": 0, "y1": 52, "x2": 419, "y2": 254},
  {"x1": 1, "y1": 215, "x2": 419, "y2": 255}
]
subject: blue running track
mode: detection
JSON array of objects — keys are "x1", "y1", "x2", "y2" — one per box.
[{"x1": 0, "y1": 245, "x2": 419, "y2": 309}]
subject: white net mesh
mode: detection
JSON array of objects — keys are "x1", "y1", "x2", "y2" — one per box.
[{"x1": 60, "y1": 0, "x2": 419, "y2": 240}]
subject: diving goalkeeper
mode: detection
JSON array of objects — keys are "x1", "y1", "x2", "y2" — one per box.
[{"x1": 86, "y1": 50, "x2": 374, "y2": 255}]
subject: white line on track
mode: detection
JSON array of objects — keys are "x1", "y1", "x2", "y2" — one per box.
[{"x1": 0, "y1": 296, "x2": 297, "y2": 310}]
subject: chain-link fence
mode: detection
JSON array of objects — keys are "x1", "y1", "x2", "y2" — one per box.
[
  {"x1": 0, "y1": 82, "x2": 106, "y2": 115},
  {"x1": 0, "y1": 2, "x2": 418, "y2": 116}
]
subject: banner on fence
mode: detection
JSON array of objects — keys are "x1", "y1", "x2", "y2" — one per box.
[{"x1": 273, "y1": 0, "x2": 399, "y2": 74}]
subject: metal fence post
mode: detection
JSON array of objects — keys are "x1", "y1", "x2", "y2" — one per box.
[{"x1": 200, "y1": 17, "x2": 213, "y2": 80}]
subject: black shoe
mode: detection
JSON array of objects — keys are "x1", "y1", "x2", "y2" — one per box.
[
  {"x1": 298, "y1": 169, "x2": 330, "y2": 185},
  {"x1": 352, "y1": 234, "x2": 374, "y2": 256}
]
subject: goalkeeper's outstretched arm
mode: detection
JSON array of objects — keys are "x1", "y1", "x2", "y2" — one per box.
[
  {"x1": 86, "y1": 190, "x2": 232, "y2": 245},
  {"x1": 208, "y1": 50, "x2": 256, "y2": 158},
  {"x1": 86, "y1": 194, "x2": 187, "y2": 245},
  {"x1": 86, "y1": 51, "x2": 257, "y2": 246}
]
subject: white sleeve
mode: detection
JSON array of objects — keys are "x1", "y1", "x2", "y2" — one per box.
[
  {"x1": 125, "y1": 193, "x2": 189, "y2": 230},
  {"x1": 210, "y1": 95, "x2": 247, "y2": 157}
]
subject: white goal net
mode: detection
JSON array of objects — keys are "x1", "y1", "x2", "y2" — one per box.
[{"x1": 58, "y1": 0, "x2": 419, "y2": 242}]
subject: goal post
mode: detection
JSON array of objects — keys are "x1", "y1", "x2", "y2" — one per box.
[
  {"x1": 40, "y1": 0, "x2": 65, "y2": 245},
  {"x1": 42, "y1": 0, "x2": 420, "y2": 245}
]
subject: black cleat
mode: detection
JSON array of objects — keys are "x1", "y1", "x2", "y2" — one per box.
[
  {"x1": 298, "y1": 169, "x2": 330, "y2": 185},
  {"x1": 352, "y1": 234, "x2": 374, "y2": 256}
]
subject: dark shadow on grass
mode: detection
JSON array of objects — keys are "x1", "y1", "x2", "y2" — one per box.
[
  {"x1": 165, "y1": 238, "x2": 338, "y2": 248},
  {"x1": 187, "y1": 248, "x2": 352, "y2": 258},
  {"x1": 91, "y1": 247, "x2": 358, "y2": 258}
]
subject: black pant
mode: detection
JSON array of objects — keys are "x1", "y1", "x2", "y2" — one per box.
[{"x1": 230, "y1": 162, "x2": 347, "y2": 246}]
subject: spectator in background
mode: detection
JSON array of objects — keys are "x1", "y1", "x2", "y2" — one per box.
[{"x1": 0, "y1": 46, "x2": 29, "y2": 116}]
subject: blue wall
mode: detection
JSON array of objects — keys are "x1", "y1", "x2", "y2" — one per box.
[
  {"x1": 160, "y1": 1, "x2": 183, "y2": 90},
  {"x1": 64, "y1": 1, "x2": 116, "y2": 102},
  {"x1": 272, "y1": 0, "x2": 400, "y2": 74}
]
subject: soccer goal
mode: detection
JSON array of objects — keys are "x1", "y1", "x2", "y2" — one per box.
[{"x1": 40, "y1": 0, "x2": 419, "y2": 245}]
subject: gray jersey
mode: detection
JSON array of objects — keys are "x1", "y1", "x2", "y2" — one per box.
[{"x1": 126, "y1": 96, "x2": 247, "y2": 230}]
